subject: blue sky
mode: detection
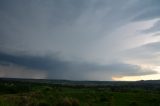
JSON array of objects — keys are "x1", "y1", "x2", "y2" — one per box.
[{"x1": 0, "y1": 0, "x2": 160, "y2": 80}]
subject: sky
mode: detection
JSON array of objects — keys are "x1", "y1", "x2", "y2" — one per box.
[{"x1": 0, "y1": 0, "x2": 160, "y2": 81}]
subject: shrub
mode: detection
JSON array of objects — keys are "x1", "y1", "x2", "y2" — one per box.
[
  {"x1": 62, "y1": 98, "x2": 72, "y2": 106},
  {"x1": 108, "y1": 96, "x2": 114, "y2": 106},
  {"x1": 71, "y1": 98, "x2": 80, "y2": 106},
  {"x1": 57, "y1": 97, "x2": 80, "y2": 106}
]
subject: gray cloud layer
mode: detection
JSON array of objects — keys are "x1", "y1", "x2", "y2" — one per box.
[
  {"x1": 1, "y1": 0, "x2": 160, "y2": 54},
  {"x1": 124, "y1": 41, "x2": 160, "y2": 66},
  {"x1": 0, "y1": 51, "x2": 156, "y2": 80},
  {"x1": 143, "y1": 20, "x2": 160, "y2": 33},
  {"x1": 0, "y1": 0, "x2": 160, "y2": 80}
]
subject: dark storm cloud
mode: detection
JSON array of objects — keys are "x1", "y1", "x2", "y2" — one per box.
[
  {"x1": 0, "y1": 51, "x2": 156, "y2": 80},
  {"x1": 0, "y1": 51, "x2": 69, "y2": 71},
  {"x1": 0, "y1": 0, "x2": 90, "y2": 35},
  {"x1": 0, "y1": 0, "x2": 87, "y2": 24},
  {"x1": 0, "y1": 0, "x2": 160, "y2": 52},
  {"x1": 0, "y1": 0, "x2": 160, "y2": 80},
  {"x1": 0, "y1": 0, "x2": 88, "y2": 49}
]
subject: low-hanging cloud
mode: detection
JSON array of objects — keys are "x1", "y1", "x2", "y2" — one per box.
[{"x1": 0, "y1": 51, "x2": 156, "y2": 80}]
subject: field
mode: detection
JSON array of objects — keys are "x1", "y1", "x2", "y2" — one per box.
[{"x1": 0, "y1": 78, "x2": 160, "y2": 106}]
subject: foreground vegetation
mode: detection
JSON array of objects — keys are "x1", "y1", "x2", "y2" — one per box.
[{"x1": 0, "y1": 79, "x2": 160, "y2": 106}]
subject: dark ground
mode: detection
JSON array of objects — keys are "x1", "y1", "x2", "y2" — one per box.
[{"x1": 0, "y1": 78, "x2": 160, "y2": 106}]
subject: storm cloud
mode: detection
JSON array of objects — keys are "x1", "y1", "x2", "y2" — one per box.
[
  {"x1": 0, "y1": 0, "x2": 160, "y2": 80},
  {"x1": 0, "y1": 51, "x2": 156, "y2": 80}
]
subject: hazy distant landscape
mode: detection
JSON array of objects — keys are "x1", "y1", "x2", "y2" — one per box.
[{"x1": 0, "y1": 78, "x2": 160, "y2": 106}]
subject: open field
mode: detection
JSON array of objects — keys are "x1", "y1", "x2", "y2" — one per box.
[{"x1": 0, "y1": 78, "x2": 160, "y2": 106}]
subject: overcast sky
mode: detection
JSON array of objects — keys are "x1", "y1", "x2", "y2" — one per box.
[{"x1": 0, "y1": 0, "x2": 160, "y2": 81}]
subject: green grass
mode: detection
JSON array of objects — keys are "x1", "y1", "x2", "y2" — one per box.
[{"x1": 0, "y1": 81, "x2": 160, "y2": 106}]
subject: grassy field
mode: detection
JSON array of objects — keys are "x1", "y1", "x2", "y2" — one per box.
[{"x1": 0, "y1": 79, "x2": 160, "y2": 106}]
